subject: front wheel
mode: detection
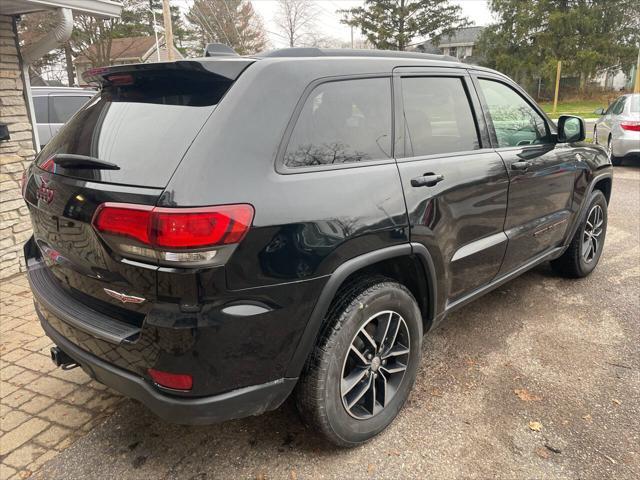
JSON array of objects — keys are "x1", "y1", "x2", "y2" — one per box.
[
  {"x1": 551, "y1": 190, "x2": 608, "y2": 278},
  {"x1": 295, "y1": 278, "x2": 423, "y2": 447}
]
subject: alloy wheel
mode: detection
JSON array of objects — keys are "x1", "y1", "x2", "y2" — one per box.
[
  {"x1": 340, "y1": 310, "x2": 410, "y2": 420},
  {"x1": 582, "y1": 204, "x2": 604, "y2": 263}
]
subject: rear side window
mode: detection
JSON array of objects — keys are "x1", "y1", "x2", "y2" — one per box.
[
  {"x1": 284, "y1": 78, "x2": 392, "y2": 168},
  {"x1": 401, "y1": 77, "x2": 479, "y2": 157},
  {"x1": 33, "y1": 96, "x2": 48, "y2": 123},
  {"x1": 612, "y1": 97, "x2": 626, "y2": 115},
  {"x1": 38, "y1": 70, "x2": 233, "y2": 188},
  {"x1": 50, "y1": 96, "x2": 92, "y2": 123}
]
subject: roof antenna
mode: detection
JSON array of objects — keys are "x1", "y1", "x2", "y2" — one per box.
[{"x1": 204, "y1": 43, "x2": 239, "y2": 57}]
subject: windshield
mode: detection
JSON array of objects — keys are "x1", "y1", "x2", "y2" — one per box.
[{"x1": 37, "y1": 70, "x2": 233, "y2": 188}]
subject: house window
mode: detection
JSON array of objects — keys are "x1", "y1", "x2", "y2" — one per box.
[{"x1": 449, "y1": 46, "x2": 457, "y2": 58}]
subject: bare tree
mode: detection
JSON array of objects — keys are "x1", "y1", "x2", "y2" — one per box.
[
  {"x1": 187, "y1": 0, "x2": 268, "y2": 55},
  {"x1": 274, "y1": 0, "x2": 318, "y2": 47}
]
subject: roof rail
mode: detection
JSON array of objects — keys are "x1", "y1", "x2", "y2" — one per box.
[{"x1": 256, "y1": 47, "x2": 458, "y2": 62}]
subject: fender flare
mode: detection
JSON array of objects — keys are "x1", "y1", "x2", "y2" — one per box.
[
  {"x1": 562, "y1": 171, "x2": 613, "y2": 250},
  {"x1": 284, "y1": 243, "x2": 438, "y2": 378}
]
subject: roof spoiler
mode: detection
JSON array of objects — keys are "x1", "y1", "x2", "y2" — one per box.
[
  {"x1": 204, "y1": 43, "x2": 239, "y2": 57},
  {"x1": 82, "y1": 59, "x2": 254, "y2": 86}
]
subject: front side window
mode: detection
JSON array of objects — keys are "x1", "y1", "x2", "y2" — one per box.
[
  {"x1": 478, "y1": 79, "x2": 550, "y2": 148},
  {"x1": 283, "y1": 78, "x2": 392, "y2": 168},
  {"x1": 401, "y1": 76, "x2": 480, "y2": 157},
  {"x1": 50, "y1": 96, "x2": 92, "y2": 124}
]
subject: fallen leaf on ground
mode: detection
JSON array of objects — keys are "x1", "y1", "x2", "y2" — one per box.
[
  {"x1": 535, "y1": 447, "x2": 550, "y2": 459},
  {"x1": 612, "y1": 399, "x2": 621, "y2": 405},
  {"x1": 290, "y1": 470, "x2": 297, "y2": 480},
  {"x1": 582, "y1": 414, "x2": 592, "y2": 422},
  {"x1": 387, "y1": 449, "x2": 401, "y2": 456},
  {"x1": 514, "y1": 388, "x2": 542, "y2": 402},
  {"x1": 528, "y1": 421, "x2": 543, "y2": 432},
  {"x1": 368, "y1": 464, "x2": 375, "y2": 475}
]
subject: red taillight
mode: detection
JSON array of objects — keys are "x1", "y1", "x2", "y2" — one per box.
[
  {"x1": 152, "y1": 205, "x2": 254, "y2": 249},
  {"x1": 93, "y1": 204, "x2": 153, "y2": 245},
  {"x1": 620, "y1": 122, "x2": 640, "y2": 132},
  {"x1": 148, "y1": 368, "x2": 192, "y2": 391},
  {"x1": 92, "y1": 203, "x2": 254, "y2": 263},
  {"x1": 40, "y1": 156, "x2": 55, "y2": 173}
]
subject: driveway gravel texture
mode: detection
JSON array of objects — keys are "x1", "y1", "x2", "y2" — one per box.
[{"x1": 26, "y1": 165, "x2": 640, "y2": 479}]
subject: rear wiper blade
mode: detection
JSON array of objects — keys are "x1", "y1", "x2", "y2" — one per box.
[{"x1": 52, "y1": 154, "x2": 120, "y2": 170}]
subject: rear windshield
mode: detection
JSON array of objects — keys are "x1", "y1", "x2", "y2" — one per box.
[{"x1": 37, "y1": 70, "x2": 233, "y2": 187}]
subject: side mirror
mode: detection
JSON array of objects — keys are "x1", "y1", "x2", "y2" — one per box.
[
  {"x1": 557, "y1": 115, "x2": 585, "y2": 143},
  {"x1": 0, "y1": 123, "x2": 9, "y2": 142},
  {"x1": 594, "y1": 107, "x2": 605, "y2": 116}
]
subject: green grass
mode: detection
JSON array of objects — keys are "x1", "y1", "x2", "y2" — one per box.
[{"x1": 539, "y1": 99, "x2": 606, "y2": 119}]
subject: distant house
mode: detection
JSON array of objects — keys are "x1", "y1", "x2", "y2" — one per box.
[
  {"x1": 414, "y1": 26, "x2": 485, "y2": 63},
  {"x1": 74, "y1": 35, "x2": 183, "y2": 85}
]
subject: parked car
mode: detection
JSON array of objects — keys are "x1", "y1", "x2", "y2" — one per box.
[
  {"x1": 31, "y1": 86, "x2": 95, "y2": 148},
  {"x1": 593, "y1": 93, "x2": 640, "y2": 165},
  {"x1": 22, "y1": 49, "x2": 613, "y2": 447}
]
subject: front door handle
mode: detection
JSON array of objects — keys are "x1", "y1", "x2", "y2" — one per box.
[
  {"x1": 511, "y1": 161, "x2": 531, "y2": 171},
  {"x1": 411, "y1": 173, "x2": 444, "y2": 187}
]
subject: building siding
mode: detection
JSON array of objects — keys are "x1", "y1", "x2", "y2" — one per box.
[{"x1": 0, "y1": 15, "x2": 35, "y2": 279}]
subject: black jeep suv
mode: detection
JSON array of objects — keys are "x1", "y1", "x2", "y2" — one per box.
[{"x1": 23, "y1": 48, "x2": 612, "y2": 447}]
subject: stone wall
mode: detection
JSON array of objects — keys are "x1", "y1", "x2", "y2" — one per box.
[{"x1": 1, "y1": 15, "x2": 35, "y2": 279}]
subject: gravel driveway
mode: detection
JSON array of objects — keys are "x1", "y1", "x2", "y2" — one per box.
[{"x1": 37, "y1": 165, "x2": 639, "y2": 480}]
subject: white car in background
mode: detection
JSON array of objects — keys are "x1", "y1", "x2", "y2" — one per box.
[
  {"x1": 32, "y1": 86, "x2": 95, "y2": 148},
  {"x1": 593, "y1": 93, "x2": 640, "y2": 165}
]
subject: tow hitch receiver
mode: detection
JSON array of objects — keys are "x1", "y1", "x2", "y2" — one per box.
[{"x1": 50, "y1": 346, "x2": 78, "y2": 370}]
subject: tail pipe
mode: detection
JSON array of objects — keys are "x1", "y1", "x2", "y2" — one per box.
[{"x1": 50, "y1": 346, "x2": 78, "y2": 370}]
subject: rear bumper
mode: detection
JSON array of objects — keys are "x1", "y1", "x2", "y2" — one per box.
[
  {"x1": 613, "y1": 132, "x2": 640, "y2": 157},
  {"x1": 38, "y1": 310, "x2": 296, "y2": 425}
]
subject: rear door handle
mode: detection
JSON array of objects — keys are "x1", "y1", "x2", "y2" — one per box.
[
  {"x1": 511, "y1": 161, "x2": 531, "y2": 171},
  {"x1": 411, "y1": 173, "x2": 444, "y2": 187}
]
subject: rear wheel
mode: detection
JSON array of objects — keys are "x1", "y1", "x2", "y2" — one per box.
[
  {"x1": 295, "y1": 278, "x2": 423, "y2": 447},
  {"x1": 551, "y1": 190, "x2": 608, "y2": 278}
]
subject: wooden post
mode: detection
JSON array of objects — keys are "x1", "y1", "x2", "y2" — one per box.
[
  {"x1": 634, "y1": 46, "x2": 639, "y2": 94},
  {"x1": 162, "y1": 0, "x2": 174, "y2": 61},
  {"x1": 552, "y1": 60, "x2": 562, "y2": 114}
]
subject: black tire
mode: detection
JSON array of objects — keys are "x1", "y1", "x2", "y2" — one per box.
[
  {"x1": 295, "y1": 277, "x2": 423, "y2": 447},
  {"x1": 551, "y1": 190, "x2": 608, "y2": 278}
]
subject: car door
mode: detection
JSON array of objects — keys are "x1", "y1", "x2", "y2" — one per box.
[
  {"x1": 393, "y1": 68, "x2": 510, "y2": 305},
  {"x1": 32, "y1": 95, "x2": 51, "y2": 148},
  {"x1": 472, "y1": 73, "x2": 576, "y2": 275},
  {"x1": 49, "y1": 94, "x2": 93, "y2": 138},
  {"x1": 596, "y1": 98, "x2": 621, "y2": 142}
]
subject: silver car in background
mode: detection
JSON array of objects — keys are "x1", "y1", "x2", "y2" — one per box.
[{"x1": 593, "y1": 93, "x2": 640, "y2": 165}]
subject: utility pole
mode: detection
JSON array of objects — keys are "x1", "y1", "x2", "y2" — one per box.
[
  {"x1": 552, "y1": 60, "x2": 562, "y2": 115},
  {"x1": 162, "y1": 0, "x2": 175, "y2": 61}
]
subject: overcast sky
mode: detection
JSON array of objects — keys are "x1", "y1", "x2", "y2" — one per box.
[{"x1": 176, "y1": 1, "x2": 494, "y2": 48}]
